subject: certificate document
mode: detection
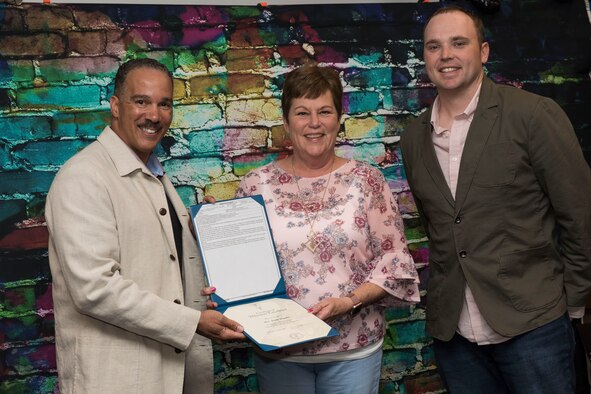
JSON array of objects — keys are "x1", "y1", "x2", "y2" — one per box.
[
  {"x1": 190, "y1": 195, "x2": 338, "y2": 351},
  {"x1": 224, "y1": 298, "x2": 336, "y2": 350}
]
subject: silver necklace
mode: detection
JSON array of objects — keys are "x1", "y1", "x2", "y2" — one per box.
[{"x1": 291, "y1": 156, "x2": 335, "y2": 252}]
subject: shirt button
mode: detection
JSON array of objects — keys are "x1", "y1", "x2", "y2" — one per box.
[
  {"x1": 175, "y1": 348, "x2": 182, "y2": 354},
  {"x1": 170, "y1": 254, "x2": 176, "y2": 261},
  {"x1": 459, "y1": 250, "x2": 467, "y2": 258},
  {"x1": 455, "y1": 217, "x2": 462, "y2": 224},
  {"x1": 174, "y1": 299, "x2": 181, "y2": 304},
  {"x1": 159, "y1": 208, "x2": 167, "y2": 215}
]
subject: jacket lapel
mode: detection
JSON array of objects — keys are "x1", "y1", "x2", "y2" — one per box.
[{"x1": 454, "y1": 77, "x2": 499, "y2": 210}]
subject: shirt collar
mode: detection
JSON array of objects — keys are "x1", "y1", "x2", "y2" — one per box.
[
  {"x1": 430, "y1": 82, "x2": 482, "y2": 135},
  {"x1": 146, "y1": 153, "x2": 164, "y2": 177}
]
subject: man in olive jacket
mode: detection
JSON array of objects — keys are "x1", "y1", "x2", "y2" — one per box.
[{"x1": 400, "y1": 6, "x2": 591, "y2": 393}]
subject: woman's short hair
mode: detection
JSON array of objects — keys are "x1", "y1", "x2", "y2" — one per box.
[{"x1": 281, "y1": 65, "x2": 343, "y2": 122}]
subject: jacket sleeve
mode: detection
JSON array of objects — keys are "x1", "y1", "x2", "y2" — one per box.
[{"x1": 528, "y1": 97, "x2": 591, "y2": 307}]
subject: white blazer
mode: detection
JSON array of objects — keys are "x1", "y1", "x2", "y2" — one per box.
[{"x1": 46, "y1": 126, "x2": 213, "y2": 394}]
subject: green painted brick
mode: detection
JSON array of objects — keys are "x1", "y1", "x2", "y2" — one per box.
[
  {"x1": 52, "y1": 111, "x2": 110, "y2": 138},
  {"x1": 215, "y1": 375, "x2": 248, "y2": 393},
  {"x1": 0, "y1": 116, "x2": 52, "y2": 141},
  {"x1": 17, "y1": 85, "x2": 101, "y2": 108},
  {"x1": 345, "y1": 91, "x2": 381, "y2": 114},
  {"x1": 233, "y1": 153, "x2": 278, "y2": 177},
  {"x1": 172, "y1": 103, "x2": 223, "y2": 129},
  {"x1": 163, "y1": 157, "x2": 224, "y2": 187},
  {"x1": 0, "y1": 287, "x2": 36, "y2": 316},
  {"x1": 382, "y1": 347, "x2": 418, "y2": 374},
  {"x1": 384, "y1": 306, "x2": 413, "y2": 322},
  {"x1": 0, "y1": 60, "x2": 35, "y2": 84},
  {"x1": 14, "y1": 140, "x2": 90, "y2": 167},
  {"x1": 0, "y1": 171, "x2": 55, "y2": 195},
  {"x1": 177, "y1": 49, "x2": 209, "y2": 73}
]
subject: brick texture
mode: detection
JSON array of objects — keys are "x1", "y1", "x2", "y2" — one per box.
[{"x1": 1, "y1": 1, "x2": 590, "y2": 393}]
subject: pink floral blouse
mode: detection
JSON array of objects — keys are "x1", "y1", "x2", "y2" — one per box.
[{"x1": 236, "y1": 159, "x2": 420, "y2": 356}]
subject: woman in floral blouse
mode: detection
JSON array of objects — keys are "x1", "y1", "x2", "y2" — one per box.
[{"x1": 234, "y1": 65, "x2": 420, "y2": 393}]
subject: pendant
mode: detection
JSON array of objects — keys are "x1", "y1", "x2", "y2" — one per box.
[{"x1": 305, "y1": 232, "x2": 319, "y2": 252}]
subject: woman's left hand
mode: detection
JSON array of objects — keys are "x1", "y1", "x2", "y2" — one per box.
[{"x1": 308, "y1": 297, "x2": 354, "y2": 321}]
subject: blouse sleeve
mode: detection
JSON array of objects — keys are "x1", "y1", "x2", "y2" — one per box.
[
  {"x1": 235, "y1": 170, "x2": 261, "y2": 198},
  {"x1": 363, "y1": 166, "x2": 420, "y2": 305}
]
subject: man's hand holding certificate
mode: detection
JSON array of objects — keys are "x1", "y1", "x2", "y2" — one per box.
[{"x1": 190, "y1": 195, "x2": 338, "y2": 351}]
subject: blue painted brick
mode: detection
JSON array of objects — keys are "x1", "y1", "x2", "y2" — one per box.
[
  {"x1": 187, "y1": 129, "x2": 224, "y2": 154},
  {"x1": 0, "y1": 375, "x2": 58, "y2": 394},
  {"x1": 0, "y1": 140, "x2": 10, "y2": 169},
  {"x1": 389, "y1": 320, "x2": 429, "y2": 346},
  {"x1": 344, "y1": 91, "x2": 381, "y2": 114},
  {"x1": 0, "y1": 171, "x2": 55, "y2": 195},
  {"x1": 344, "y1": 67, "x2": 392, "y2": 88},
  {"x1": 14, "y1": 140, "x2": 91, "y2": 167},
  {"x1": 0, "y1": 116, "x2": 52, "y2": 141},
  {"x1": 52, "y1": 111, "x2": 110, "y2": 138},
  {"x1": 3, "y1": 343, "x2": 56, "y2": 374},
  {"x1": 16, "y1": 85, "x2": 101, "y2": 108},
  {"x1": 0, "y1": 315, "x2": 41, "y2": 343},
  {"x1": 0, "y1": 199, "x2": 27, "y2": 223}
]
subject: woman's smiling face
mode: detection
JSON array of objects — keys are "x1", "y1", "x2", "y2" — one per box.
[{"x1": 283, "y1": 90, "x2": 340, "y2": 164}]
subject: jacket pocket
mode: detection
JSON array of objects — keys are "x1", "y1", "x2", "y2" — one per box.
[
  {"x1": 498, "y1": 243, "x2": 563, "y2": 312},
  {"x1": 473, "y1": 142, "x2": 518, "y2": 187}
]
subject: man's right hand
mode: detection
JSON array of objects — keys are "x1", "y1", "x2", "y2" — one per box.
[{"x1": 196, "y1": 310, "x2": 245, "y2": 343}]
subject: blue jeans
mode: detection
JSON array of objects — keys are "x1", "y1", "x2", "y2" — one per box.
[
  {"x1": 254, "y1": 349, "x2": 382, "y2": 394},
  {"x1": 433, "y1": 313, "x2": 576, "y2": 394}
]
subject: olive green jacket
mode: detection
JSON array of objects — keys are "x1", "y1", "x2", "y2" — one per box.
[{"x1": 401, "y1": 77, "x2": 591, "y2": 340}]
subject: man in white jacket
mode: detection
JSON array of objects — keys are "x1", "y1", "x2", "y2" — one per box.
[{"x1": 46, "y1": 58, "x2": 244, "y2": 394}]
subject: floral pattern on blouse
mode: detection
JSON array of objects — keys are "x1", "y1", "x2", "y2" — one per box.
[{"x1": 236, "y1": 159, "x2": 420, "y2": 356}]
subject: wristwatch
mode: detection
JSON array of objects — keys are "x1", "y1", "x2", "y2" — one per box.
[{"x1": 346, "y1": 293, "x2": 362, "y2": 315}]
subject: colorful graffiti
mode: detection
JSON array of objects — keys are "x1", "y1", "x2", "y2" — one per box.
[{"x1": 1, "y1": 1, "x2": 590, "y2": 393}]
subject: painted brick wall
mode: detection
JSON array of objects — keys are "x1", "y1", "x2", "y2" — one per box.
[{"x1": 1, "y1": 1, "x2": 590, "y2": 393}]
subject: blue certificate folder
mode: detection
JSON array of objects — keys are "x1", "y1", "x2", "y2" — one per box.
[{"x1": 189, "y1": 195, "x2": 338, "y2": 351}]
